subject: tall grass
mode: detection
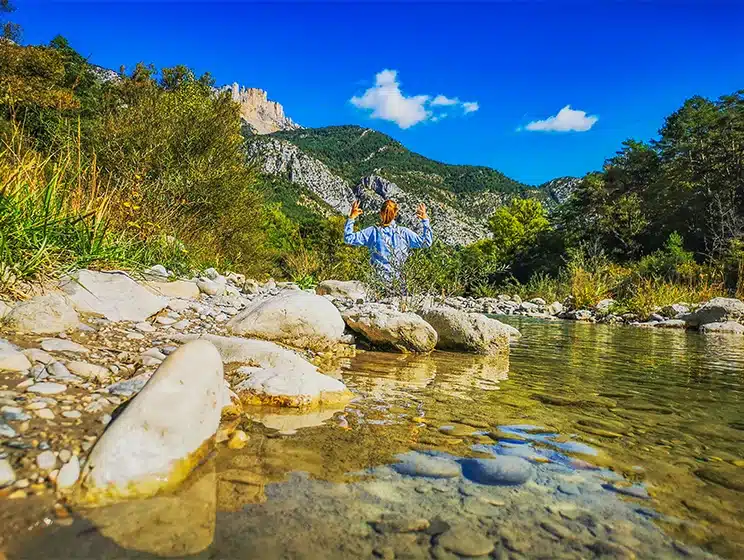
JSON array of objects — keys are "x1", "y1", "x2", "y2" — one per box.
[{"x1": 0, "y1": 127, "x2": 194, "y2": 295}]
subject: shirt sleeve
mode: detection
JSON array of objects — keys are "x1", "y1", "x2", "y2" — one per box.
[
  {"x1": 344, "y1": 219, "x2": 373, "y2": 247},
  {"x1": 403, "y1": 219, "x2": 433, "y2": 249}
]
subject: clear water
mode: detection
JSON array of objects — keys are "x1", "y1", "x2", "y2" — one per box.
[{"x1": 8, "y1": 318, "x2": 744, "y2": 559}]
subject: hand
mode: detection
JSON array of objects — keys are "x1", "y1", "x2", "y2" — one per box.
[
  {"x1": 416, "y1": 203, "x2": 428, "y2": 221},
  {"x1": 349, "y1": 200, "x2": 363, "y2": 220}
]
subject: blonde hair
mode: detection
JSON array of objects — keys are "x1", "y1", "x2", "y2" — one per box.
[{"x1": 379, "y1": 199, "x2": 398, "y2": 226}]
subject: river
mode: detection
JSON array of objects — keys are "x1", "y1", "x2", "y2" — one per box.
[{"x1": 7, "y1": 317, "x2": 744, "y2": 559}]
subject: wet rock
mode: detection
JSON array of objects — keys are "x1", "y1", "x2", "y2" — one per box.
[
  {"x1": 40, "y1": 338, "x2": 89, "y2": 354},
  {"x1": 227, "y1": 430, "x2": 249, "y2": 450},
  {"x1": 56, "y1": 455, "x2": 80, "y2": 489},
  {"x1": 5, "y1": 293, "x2": 81, "y2": 334},
  {"x1": 694, "y1": 467, "x2": 744, "y2": 492},
  {"x1": 60, "y1": 269, "x2": 168, "y2": 322},
  {"x1": 418, "y1": 307, "x2": 514, "y2": 354},
  {"x1": 437, "y1": 526, "x2": 495, "y2": 557},
  {"x1": 558, "y1": 483, "x2": 580, "y2": 496},
  {"x1": 0, "y1": 419, "x2": 16, "y2": 438},
  {"x1": 700, "y1": 321, "x2": 744, "y2": 335},
  {"x1": 392, "y1": 452, "x2": 461, "y2": 478},
  {"x1": 144, "y1": 280, "x2": 200, "y2": 299},
  {"x1": 655, "y1": 319, "x2": 687, "y2": 329},
  {"x1": 0, "y1": 345, "x2": 32, "y2": 372},
  {"x1": 461, "y1": 456, "x2": 532, "y2": 485},
  {"x1": 227, "y1": 291, "x2": 345, "y2": 351},
  {"x1": 547, "y1": 301, "x2": 564, "y2": 315},
  {"x1": 540, "y1": 518, "x2": 574, "y2": 540},
  {"x1": 26, "y1": 382, "x2": 67, "y2": 395},
  {"x1": 0, "y1": 458, "x2": 16, "y2": 486},
  {"x1": 683, "y1": 297, "x2": 744, "y2": 328},
  {"x1": 316, "y1": 279, "x2": 367, "y2": 301},
  {"x1": 372, "y1": 514, "x2": 430, "y2": 533},
  {"x1": 36, "y1": 450, "x2": 57, "y2": 471},
  {"x1": 342, "y1": 304, "x2": 437, "y2": 353},
  {"x1": 79, "y1": 340, "x2": 225, "y2": 503}
]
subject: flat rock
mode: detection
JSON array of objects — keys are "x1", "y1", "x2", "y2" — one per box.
[
  {"x1": 461, "y1": 456, "x2": 532, "y2": 485},
  {"x1": 655, "y1": 319, "x2": 687, "y2": 329},
  {"x1": 418, "y1": 307, "x2": 514, "y2": 354},
  {"x1": 57, "y1": 456, "x2": 80, "y2": 489},
  {"x1": 79, "y1": 340, "x2": 225, "y2": 503},
  {"x1": 144, "y1": 280, "x2": 200, "y2": 299},
  {"x1": 22, "y1": 348, "x2": 54, "y2": 364},
  {"x1": 107, "y1": 372, "x2": 153, "y2": 397},
  {"x1": 41, "y1": 338, "x2": 89, "y2": 354},
  {"x1": 227, "y1": 291, "x2": 345, "y2": 351},
  {"x1": 342, "y1": 304, "x2": 437, "y2": 353},
  {"x1": 316, "y1": 279, "x2": 367, "y2": 301},
  {"x1": 60, "y1": 269, "x2": 168, "y2": 322},
  {"x1": 5, "y1": 293, "x2": 80, "y2": 334},
  {"x1": 392, "y1": 452, "x2": 461, "y2": 478},
  {"x1": 437, "y1": 527, "x2": 495, "y2": 557},
  {"x1": 26, "y1": 382, "x2": 67, "y2": 395},
  {"x1": 36, "y1": 450, "x2": 57, "y2": 471},
  {"x1": 66, "y1": 361, "x2": 110, "y2": 381},
  {"x1": 700, "y1": 321, "x2": 744, "y2": 335},
  {"x1": 0, "y1": 346, "x2": 32, "y2": 372}
]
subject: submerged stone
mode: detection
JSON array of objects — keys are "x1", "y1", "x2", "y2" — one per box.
[
  {"x1": 392, "y1": 452, "x2": 461, "y2": 479},
  {"x1": 461, "y1": 456, "x2": 532, "y2": 485}
]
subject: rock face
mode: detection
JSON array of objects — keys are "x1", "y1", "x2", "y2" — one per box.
[
  {"x1": 227, "y1": 291, "x2": 345, "y2": 351},
  {"x1": 684, "y1": 298, "x2": 744, "y2": 328},
  {"x1": 418, "y1": 307, "x2": 512, "y2": 355},
  {"x1": 5, "y1": 293, "x2": 80, "y2": 334},
  {"x1": 342, "y1": 304, "x2": 437, "y2": 353},
  {"x1": 316, "y1": 280, "x2": 367, "y2": 302},
  {"x1": 60, "y1": 270, "x2": 168, "y2": 322},
  {"x1": 78, "y1": 340, "x2": 225, "y2": 503},
  {"x1": 226, "y1": 85, "x2": 300, "y2": 135}
]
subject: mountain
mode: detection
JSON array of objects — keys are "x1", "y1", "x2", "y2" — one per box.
[{"x1": 246, "y1": 125, "x2": 530, "y2": 245}]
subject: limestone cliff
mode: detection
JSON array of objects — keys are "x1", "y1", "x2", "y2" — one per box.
[{"x1": 227, "y1": 84, "x2": 301, "y2": 135}]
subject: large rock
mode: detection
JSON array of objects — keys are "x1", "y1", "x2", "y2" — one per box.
[
  {"x1": 315, "y1": 280, "x2": 367, "y2": 301},
  {"x1": 77, "y1": 340, "x2": 225, "y2": 504},
  {"x1": 60, "y1": 270, "x2": 168, "y2": 322},
  {"x1": 0, "y1": 341, "x2": 32, "y2": 372},
  {"x1": 5, "y1": 293, "x2": 80, "y2": 334},
  {"x1": 144, "y1": 280, "x2": 200, "y2": 299},
  {"x1": 684, "y1": 298, "x2": 744, "y2": 328},
  {"x1": 342, "y1": 304, "x2": 437, "y2": 353},
  {"x1": 699, "y1": 321, "x2": 744, "y2": 335},
  {"x1": 176, "y1": 334, "x2": 353, "y2": 409},
  {"x1": 227, "y1": 291, "x2": 345, "y2": 351},
  {"x1": 418, "y1": 307, "x2": 514, "y2": 355}
]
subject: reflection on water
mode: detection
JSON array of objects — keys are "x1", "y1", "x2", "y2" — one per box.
[{"x1": 8, "y1": 319, "x2": 744, "y2": 559}]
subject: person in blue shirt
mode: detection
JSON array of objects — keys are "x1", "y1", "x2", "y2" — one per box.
[{"x1": 344, "y1": 199, "x2": 433, "y2": 283}]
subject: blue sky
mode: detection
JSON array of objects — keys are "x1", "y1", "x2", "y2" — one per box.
[{"x1": 17, "y1": 1, "x2": 744, "y2": 185}]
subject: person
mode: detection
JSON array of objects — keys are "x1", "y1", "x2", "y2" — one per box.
[{"x1": 343, "y1": 199, "x2": 433, "y2": 283}]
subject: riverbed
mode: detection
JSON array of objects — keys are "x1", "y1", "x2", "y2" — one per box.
[{"x1": 6, "y1": 318, "x2": 744, "y2": 559}]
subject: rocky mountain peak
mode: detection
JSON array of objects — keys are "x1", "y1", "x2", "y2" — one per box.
[{"x1": 226, "y1": 84, "x2": 301, "y2": 135}]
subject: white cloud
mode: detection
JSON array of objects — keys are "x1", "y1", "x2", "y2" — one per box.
[
  {"x1": 431, "y1": 94, "x2": 459, "y2": 106},
  {"x1": 351, "y1": 70, "x2": 479, "y2": 129},
  {"x1": 524, "y1": 105, "x2": 598, "y2": 132},
  {"x1": 462, "y1": 101, "x2": 479, "y2": 114}
]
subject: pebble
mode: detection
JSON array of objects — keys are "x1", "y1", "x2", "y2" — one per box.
[
  {"x1": 56, "y1": 456, "x2": 80, "y2": 489},
  {"x1": 47, "y1": 361, "x2": 77, "y2": 380},
  {"x1": 26, "y1": 401, "x2": 48, "y2": 410},
  {"x1": 127, "y1": 332, "x2": 145, "y2": 340},
  {"x1": 59, "y1": 449, "x2": 72, "y2": 462},
  {"x1": 462, "y1": 456, "x2": 533, "y2": 485},
  {"x1": 437, "y1": 526, "x2": 495, "y2": 557},
  {"x1": 134, "y1": 322, "x2": 156, "y2": 333},
  {"x1": 558, "y1": 483, "x2": 580, "y2": 496},
  {"x1": 1, "y1": 406, "x2": 30, "y2": 421},
  {"x1": 227, "y1": 430, "x2": 249, "y2": 449},
  {"x1": 100, "y1": 413, "x2": 112, "y2": 425},
  {"x1": 107, "y1": 372, "x2": 151, "y2": 396},
  {"x1": 462, "y1": 496, "x2": 502, "y2": 516},
  {"x1": 62, "y1": 410, "x2": 81, "y2": 419},
  {"x1": 36, "y1": 450, "x2": 57, "y2": 471},
  {"x1": 40, "y1": 339, "x2": 89, "y2": 354},
  {"x1": 141, "y1": 356, "x2": 163, "y2": 367},
  {"x1": 156, "y1": 316, "x2": 176, "y2": 325},
  {"x1": 141, "y1": 348, "x2": 167, "y2": 360},
  {"x1": 35, "y1": 408, "x2": 55, "y2": 420},
  {"x1": 0, "y1": 419, "x2": 16, "y2": 438},
  {"x1": 27, "y1": 382, "x2": 67, "y2": 395},
  {"x1": 392, "y1": 452, "x2": 461, "y2": 479},
  {"x1": 0, "y1": 458, "x2": 16, "y2": 486},
  {"x1": 30, "y1": 364, "x2": 48, "y2": 380},
  {"x1": 66, "y1": 361, "x2": 109, "y2": 381},
  {"x1": 171, "y1": 320, "x2": 191, "y2": 330}
]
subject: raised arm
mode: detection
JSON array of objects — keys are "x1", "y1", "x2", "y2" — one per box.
[
  {"x1": 344, "y1": 200, "x2": 373, "y2": 246},
  {"x1": 403, "y1": 203, "x2": 433, "y2": 248}
]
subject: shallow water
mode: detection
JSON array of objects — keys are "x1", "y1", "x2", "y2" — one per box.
[{"x1": 8, "y1": 318, "x2": 744, "y2": 559}]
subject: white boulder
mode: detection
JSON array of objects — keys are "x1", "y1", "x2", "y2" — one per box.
[
  {"x1": 418, "y1": 307, "x2": 514, "y2": 355},
  {"x1": 144, "y1": 280, "x2": 200, "y2": 299},
  {"x1": 60, "y1": 270, "x2": 168, "y2": 322},
  {"x1": 78, "y1": 340, "x2": 225, "y2": 503},
  {"x1": 342, "y1": 304, "x2": 437, "y2": 353},
  {"x1": 316, "y1": 280, "x2": 367, "y2": 301},
  {"x1": 227, "y1": 291, "x2": 345, "y2": 351},
  {"x1": 5, "y1": 293, "x2": 80, "y2": 334}
]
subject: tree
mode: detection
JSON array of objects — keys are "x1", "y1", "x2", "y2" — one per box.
[
  {"x1": 1, "y1": 0, "x2": 20, "y2": 43},
  {"x1": 488, "y1": 197, "x2": 549, "y2": 259}
]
